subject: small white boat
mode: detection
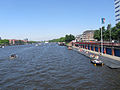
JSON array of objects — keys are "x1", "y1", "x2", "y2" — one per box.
[
  {"x1": 45, "y1": 42, "x2": 48, "y2": 43},
  {"x1": 91, "y1": 59, "x2": 104, "y2": 66},
  {"x1": 35, "y1": 44, "x2": 38, "y2": 46},
  {"x1": 2, "y1": 46, "x2": 5, "y2": 48}
]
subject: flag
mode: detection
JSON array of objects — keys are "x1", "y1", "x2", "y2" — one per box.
[{"x1": 101, "y1": 18, "x2": 105, "y2": 24}]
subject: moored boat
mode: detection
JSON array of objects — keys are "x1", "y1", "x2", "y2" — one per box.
[
  {"x1": 58, "y1": 42, "x2": 66, "y2": 46},
  {"x1": 91, "y1": 59, "x2": 104, "y2": 66},
  {"x1": 68, "y1": 46, "x2": 72, "y2": 50},
  {"x1": 0, "y1": 46, "x2": 5, "y2": 48},
  {"x1": 35, "y1": 44, "x2": 38, "y2": 46}
]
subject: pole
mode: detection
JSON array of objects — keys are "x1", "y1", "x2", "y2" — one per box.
[
  {"x1": 101, "y1": 18, "x2": 105, "y2": 55},
  {"x1": 101, "y1": 27, "x2": 103, "y2": 55},
  {"x1": 110, "y1": 26, "x2": 111, "y2": 43}
]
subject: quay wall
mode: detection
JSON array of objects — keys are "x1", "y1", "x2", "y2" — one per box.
[{"x1": 74, "y1": 42, "x2": 120, "y2": 57}]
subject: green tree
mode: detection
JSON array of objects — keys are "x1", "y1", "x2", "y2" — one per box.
[
  {"x1": 93, "y1": 29, "x2": 101, "y2": 41},
  {"x1": 0, "y1": 39, "x2": 9, "y2": 45},
  {"x1": 59, "y1": 37, "x2": 65, "y2": 42},
  {"x1": 104, "y1": 29, "x2": 110, "y2": 41},
  {"x1": 111, "y1": 23, "x2": 120, "y2": 41},
  {"x1": 49, "y1": 34, "x2": 75, "y2": 43},
  {"x1": 65, "y1": 34, "x2": 75, "y2": 43},
  {"x1": 116, "y1": 22, "x2": 120, "y2": 29},
  {"x1": 116, "y1": 29, "x2": 120, "y2": 41},
  {"x1": 107, "y1": 24, "x2": 111, "y2": 31}
]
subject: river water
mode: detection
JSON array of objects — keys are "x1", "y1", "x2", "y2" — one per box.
[{"x1": 0, "y1": 43, "x2": 120, "y2": 90}]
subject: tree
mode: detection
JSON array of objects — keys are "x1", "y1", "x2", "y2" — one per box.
[
  {"x1": 0, "y1": 39, "x2": 9, "y2": 45},
  {"x1": 104, "y1": 29, "x2": 110, "y2": 41},
  {"x1": 59, "y1": 37, "x2": 65, "y2": 42},
  {"x1": 49, "y1": 34, "x2": 75, "y2": 43},
  {"x1": 107, "y1": 24, "x2": 111, "y2": 31},
  {"x1": 117, "y1": 29, "x2": 120, "y2": 41},
  {"x1": 65, "y1": 34, "x2": 75, "y2": 43},
  {"x1": 94, "y1": 29, "x2": 101, "y2": 41},
  {"x1": 116, "y1": 22, "x2": 120, "y2": 29}
]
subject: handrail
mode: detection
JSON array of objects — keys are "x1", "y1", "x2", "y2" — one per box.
[{"x1": 74, "y1": 42, "x2": 120, "y2": 46}]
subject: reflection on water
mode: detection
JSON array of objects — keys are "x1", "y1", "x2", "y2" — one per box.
[{"x1": 0, "y1": 43, "x2": 120, "y2": 89}]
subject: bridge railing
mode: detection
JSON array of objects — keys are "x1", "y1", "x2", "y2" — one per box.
[{"x1": 74, "y1": 42, "x2": 120, "y2": 46}]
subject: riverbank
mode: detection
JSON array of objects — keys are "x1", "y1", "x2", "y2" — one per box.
[{"x1": 72, "y1": 46, "x2": 120, "y2": 69}]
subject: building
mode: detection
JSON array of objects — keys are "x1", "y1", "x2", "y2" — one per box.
[
  {"x1": 8, "y1": 39, "x2": 28, "y2": 45},
  {"x1": 75, "y1": 35, "x2": 83, "y2": 42},
  {"x1": 114, "y1": 0, "x2": 120, "y2": 23},
  {"x1": 82, "y1": 30, "x2": 95, "y2": 41},
  {"x1": 75, "y1": 30, "x2": 95, "y2": 42}
]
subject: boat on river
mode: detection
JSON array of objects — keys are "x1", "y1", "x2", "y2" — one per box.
[
  {"x1": 68, "y1": 46, "x2": 72, "y2": 50},
  {"x1": 2, "y1": 46, "x2": 5, "y2": 48},
  {"x1": 10, "y1": 54, "x2": 17, "y2": 59},
  {"x1": 91, "y1": 59, "x2": 104, "y2": 66},
  {"x1": 58, "y1": 42, "x2": 66, "y2": 46},
  {"x1": 0, "y1": 46, "x2": 5, "y2": 48},
  {"x1": 35, "y1": 44, "x2": 38, "y2": 46}
]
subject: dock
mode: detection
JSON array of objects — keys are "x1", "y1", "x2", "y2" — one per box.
[{"x1": 72, "y1": 46, "x2": 120, "y2": 69}]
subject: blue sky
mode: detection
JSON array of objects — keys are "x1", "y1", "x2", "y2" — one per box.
[{"x1": 0, "y1": 0, "x2": 115, "y2": 41}]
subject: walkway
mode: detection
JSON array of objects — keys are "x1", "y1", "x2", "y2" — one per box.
[{"x1": 73, "y1": 46, "x2": 120, "y2": 69}]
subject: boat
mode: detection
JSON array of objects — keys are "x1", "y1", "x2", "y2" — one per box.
[
  {"x1": 91, "y1": 59, "x2": 104, "y2": 66},
  {"x1": 2, "y1": 46, "x2": 5, "y2": 48},
  {"x1": 0, "y1": 46, "x2": 5, "y2": 48},
  {"x1": 45, "y1": 42, "x2": 48, "y2": 43},
  {"x1": 10, "y1": 54, "x2": 17, "y2": 59},
  {"x1": 68, "y1": 46, "x2": 72, "y2": 50},
  {"x1": 58, "y1": 42, "x2": 66, "y2": 46},
  {"x1": 35, "y1": 44, "x2": 38, "y2": 46}
]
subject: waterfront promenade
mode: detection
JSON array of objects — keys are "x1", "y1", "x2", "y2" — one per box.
[{"x1": 72, "y1": 46, "x2": 120, "y2": 69}]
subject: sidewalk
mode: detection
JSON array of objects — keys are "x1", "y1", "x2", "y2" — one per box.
[{"x1": 72, "y1": 46, "x2": 120, "y2": 69}]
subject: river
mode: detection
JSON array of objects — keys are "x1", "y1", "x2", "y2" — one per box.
[{"x1": 0, "y1": 43, "x2": 120, "y2": 90}]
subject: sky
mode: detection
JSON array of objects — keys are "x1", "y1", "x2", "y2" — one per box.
[{"x1": 0, "y1": 0, "x2": 116, "y2": 41}]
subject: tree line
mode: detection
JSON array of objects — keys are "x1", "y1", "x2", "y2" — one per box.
[
  {"x1": 94, "y1": 22, "x2": 120, "y2": 42},
  {"x1": 0, "y1": 39, "x2": 9, "y2": 45},
  {"x1": 49, "y1": 34, "x2": 75, "y2": 43},
  {"x1": 0, "y1": 39, "x2": 30, "y2": 46}
]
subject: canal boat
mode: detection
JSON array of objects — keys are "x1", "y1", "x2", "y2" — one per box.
[{"x1": 91, "y1": 59, "x2": 104, "y2": 66}]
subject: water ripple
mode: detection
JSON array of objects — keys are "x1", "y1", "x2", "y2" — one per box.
[{"x1": 0, "y1": 44, "x2": 120, "y2": 89}]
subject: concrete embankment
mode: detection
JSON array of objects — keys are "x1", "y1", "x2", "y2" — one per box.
[{"x1": 72, "y1": 46, "x2": 120, "y2": 69}]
